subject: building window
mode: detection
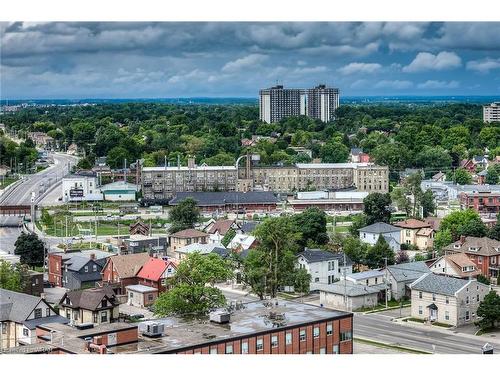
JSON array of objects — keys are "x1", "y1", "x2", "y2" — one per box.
[
  {"x1": 101, "y1": 311, "x2": 108, "y2": 323},
  {"x1": 465, "y1": 311, "x2": 470, "y2": 321},
  {"x1": 256, "y1": 338, "x2": 263, "y2": 351},
  {"x1": 477, "y1": 294, "x2": 480, "y2": 302},
  {"x1": 66, "y1": 309, "x2": 71, "y2": 319},
  {"x1": 326, "y1": 324, "x2": 333, "y2": 336},
  {"x1": 419, "y1": 291, "x2": 422, "y2": 299},
  {"x1": 299, "y1": 330, "x2": 306, "y2": 341},
  {"x1": 466, "y1": 296, "x2": 469, "y2": 304},
  {"x1": 333, "y1": 345, "x2": 339, "y2": 354},
  {"x1": 84, "y1": 266, "x2": 89, "y2": 273},
  {"x1": 148, "y1": 294, "x2": 154, "y2": 301},
  {"x1": 1, "y1": 324, "x2": 6, "y2": 334},
  {"x1": 241, "y1": 341, "x2": 248, "y2": 354},
  {"x1": 93, "y1": 265, "x2": 97, "y2": 272},
  {"x1": 418, "y1": 306, "x2": 423, "y2": 315},
  {"x1": 210, "y1": 347, "x2": 217, "y2": 354},
  {"x1": 432, "y1": 293, "x2": 436, "y2": 301},
  {"x1": 285, "y1": 332, "x2": 292, "y2": 345},
  {"x1": 225, "y1": 344, "x2": 233, "y2": 354},
  {"x1": 445, "y1": 311, "x2": 449, "y2": 321},
  {"x1": 320, "y1": 347, "x2": 326, "y2": 354},
  {"x1": 313, "y1": 327, "x2": 320, "y2": 339},
  {"x1": 340, "y1": 331, "x2": 352, "y2": 342},
  {"x1": 23, "y1": 328, "x2": 29, "y2": 337},
  {"x1": 445, "y1": 297, "x2": 449, "y2": 304},
  {"x1": 102, "y1": 300, "x2": 108, "y2": 308},
  {"x1": 271, "y1": 335, "x2": 278, "y2": 348},
  {"x1": 46, "y1": 308, "x2": 50, "y2": 316},
  {"x1": 34, "y1": 308, "x2": 42, "y2": 319}
]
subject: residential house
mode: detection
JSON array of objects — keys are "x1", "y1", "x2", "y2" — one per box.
[
  {"x1": 174, "y1": 242, "x2": 229, "y2": 261},
  {"x1": 318, "y1": 280, "x2": 384, "y2": 312},
  {"x1": 48, "y1": 250, "x2": 113, "y2": 288},
  {"x1": 169, "y1": 228, "x2": 209, "y2": 253},
  {"x1": 204, "y1": 219, "x2": 240, "y2": 244},
  {"x1": 358, "y1": 222, "x2": 401, "y2": 251},
  {"x1": 126, "y1": 285, "x2": 158, "y2": 308},
  {"x1": 429, "y1": 253, "x2": 481, "y2": 279},
  {"x1": 460, "y1": 159, "x2": 476, "y2": 173},
  {"x1": 349, "y1": 148, "x2": 370, "y2": 163},
  {"x1": 67, "y1": 143, "x2": 78, "y2": 155},
  {"x1": 297, "y1": 248, "x2": 353, "y2": 285},
  {"x1": 443, "y1": 236, "x2": 500, "y2": 280},
  {"x1": 136, "y1": 257, "x2": 178, "y2": 292},
  {"x1": 100, "y1": 252, "x2": 151, "y2": 294},
  {"x1": 472, "y1": 155, "x2": 489, "y2": 170},
  {"x1": 228, "y1": 233, "x2": 258, "y2": 252},
  {"x1": 459, "y1": 190, "x2": 500, "y2": 215},
  {"x1": 385, "y1": 261, "x2": 430, "y2": 300},
  {"x1": 0, "y1": 289, "x2": 68, "y2": 349},
  {"x1": 23, "y1": 270, "x2": 44, "y2": 296},
  {"x1": 393, "y1": 219, "x2": 434, "y2": 250},
  {"x1": 129, "y1": 220, "x2": 150, "y2": 236},
  {"x1": 344, "y1": 269, "x2": 386, "y2": 287},
  {"x1": 59, "y1": 287, "x2": 119, "y2": 326},
  {"x1": 238, "y1": 221, "x2": 259, "y2": 234},
  {"x1": 409, "y1": 273, "x2": 490, "y2": 326},
  {"x1": 432, "y1": 171, "x2": 446, "y2": 182}
]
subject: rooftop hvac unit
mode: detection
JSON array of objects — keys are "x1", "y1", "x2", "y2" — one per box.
[
  {"x1": 139, "y1": 322, "x2": 165, "y2": 338},
  {"x1": 209, "y1": 310, "x2": 231, "y2": 324}
]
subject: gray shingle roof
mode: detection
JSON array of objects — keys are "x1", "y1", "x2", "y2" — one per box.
[
  {"x1": 346, "y1": 269, "x2": 385, "y2": 280},
  {"x1": 240, "y1": 221, "x2": 259, "y2": 234},
  {"x1": 312, "y1": 280, "x2": 385, "y2": 296},
  {"x1": 359, "y1": 222, "x2": 401, "y2": 234},
  {"x1": 298, "y1": 249, "x2": 352, "y2": 266},
  {"x1": 410, "y1": 273, "x2": 469, "y2": 296},
  {"x1": 387, "y1": 261, "x2": 430, "y2": 283},
  {"x1": 169, "y1": 191, "x2": 279, "y2": 206},
  {"x1": 0, "y1": 288, "x2": 43, "y2": 323}
]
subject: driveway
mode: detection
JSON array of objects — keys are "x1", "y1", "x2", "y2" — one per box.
[{"x1": 370, "y1": 306, "x2": 411, "y2": 319}]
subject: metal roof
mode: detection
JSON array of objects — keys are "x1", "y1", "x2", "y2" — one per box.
[
  {"x1": 169, "y1": 191, "x2": 279, "y2": 206},
  {"x1": 359, "y1": 222, "x2": 401, "y2": 234}
]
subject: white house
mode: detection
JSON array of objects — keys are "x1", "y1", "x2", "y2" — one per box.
[
  {"x1": 409, "y1": 273, "x2": 490, "y2": 326},
  {"x1": 62, "y1": 174, "x2": 103, "y2": 202},
  {"x1": 229, "y1": 234, "x2": 257, "y2": 251},
  {"x1": 296, "y1": 248, "x2": 352, "y2": 285},
  {"x1": 358, "y1": 222, "x2": 401, "y2": 251}
]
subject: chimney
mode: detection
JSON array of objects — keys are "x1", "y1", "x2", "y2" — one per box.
[
  {"x1": 90, "y1": 253, "x2": 96, "y2": 260},
  {"x1": 187, "y1": 156, "x2": 195, "y2": 169},
  {"x1": 40, "y1": 292, "x2": 46, "y2": 300},
  {"x1": 460, "y1": 235, "x2": 466, "y2": 244}
]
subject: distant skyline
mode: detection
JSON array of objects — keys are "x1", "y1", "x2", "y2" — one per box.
[{"x1": 1, "y1": 22, "x2": 500, "y2": 99}]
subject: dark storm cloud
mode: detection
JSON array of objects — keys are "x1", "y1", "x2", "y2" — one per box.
[{"x1": 1, "y1": 22, "x2": 500, "y2": 98}]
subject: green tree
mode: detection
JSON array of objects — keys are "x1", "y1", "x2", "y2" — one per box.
[
  {"x1": 292, "y1": 267, "x2": 311, "y2": 294},
  {"x1": 319, "y1": 142, "x2": 349, "y2": 163},
  {"x1": 363, "y1": 193, "x2": 392, "y2": 225},
  {"x1": 476, "y1": 274, "x2": 490, "y2": 285},
  {"x1": 451, "y1": 168, "x2": 472, "y2": 185},
  {"x1": 476, "y1": 291, "x2": 500, "y2": 330},
  {"x1": 221, "y1": 228, "x2": 236, "y2": 247},
  {"x1": 341, "y1": 236, "x2": 369, "y2": 271},
  {"x1": 421, "y1": 190, "x2": 436, "y2": 218},
  {"x1": 365, "y1": 236, "x2": 395, "y2": 268},
  {"x1": 153, "y1": 253, "x2": 233, "y2": 317},
  {"x1": 244, "y1": 217, "x2": 301, "y2": 299},
  {"x1": 0, "y1": 260, "x2": 30, "y2": 292},
  {"x1": 349, "y1": 213, "x2": 368, "y2": 236},
  {"x1": 485, "y1": 166, "x2": 499, "y2": 185},
  {"x1": 439, "y1": 209, "x2": 488, "y2": 241},
  {"x1": 489, "y1": 221, "x2": 500, "y2": 241},
  {"x1": 291, "y1": 207, "x2": 328, "y2": 248},
  {"x1": 14, "y1": 233, "x2": 45, "y2": 269},
  {"x1": 434, "y1": 228, "x2": 453, "y2": 254},
  {"x1": 168, "y1": 198, "x2": 200, "y2": 234},
  {"x1": 106, "y1": 146, "x2": 129, "y2": 169}
]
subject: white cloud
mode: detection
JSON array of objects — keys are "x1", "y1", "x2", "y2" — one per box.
[
  {"x1": 350, "y1": 79, "x2": 368, "y2": 89},
  {"x1": 337, "y1": 62, "x2": 382, "y2": 75},
  {"x1": 374, "y1": 80, "x2": 413, "y2": 89},
  {"x1": 403, "y1": 51, "x2": 462, "y2": 73},
  {"x1": 221, "y1": 54, "x2": 268, "y2": 73},
  {"x1": 466, "y1": 58, "x2": 500, "y2": 74},
  {"x1": 417, "y1": 80, "x2": 460, "y2": 89}
]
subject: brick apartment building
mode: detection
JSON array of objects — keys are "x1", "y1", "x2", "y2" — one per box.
[
  {"x1": 444, "y1": 236, "x2": 500, "y2": 280},
  {"x1": 145, "y1": 300, "x2": 353, "y2": 354},
  {"x1": 459, "y1": 191, "x2": 500, "y2": 215}
]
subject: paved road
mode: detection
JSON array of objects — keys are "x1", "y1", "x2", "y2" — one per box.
[
  {"x1": 354, "y1": 312, "x2": 499, "y2": 354},
  {"x1": 0, "y1": 152, "x2": 78, "y2": 252}
]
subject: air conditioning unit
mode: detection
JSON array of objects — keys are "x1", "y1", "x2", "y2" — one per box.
[
  {"x1": 139, "y1": 322, "x2": 165, "y2": 338},
  {"x1": 209, "y1": 310, "x2": 231, "y2": 324}
]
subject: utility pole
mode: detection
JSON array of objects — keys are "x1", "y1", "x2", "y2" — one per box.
[{"x1": 384, "y1": 257, "x2": 388, "y2": 308}]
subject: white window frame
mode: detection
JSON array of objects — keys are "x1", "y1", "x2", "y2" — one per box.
[
  {"x1": 256, "y1": 338, "x2": 264, "y2": 351},
  {"x1": 326, "y1": 324, "x2": 333, "y2": 336},
  {"x1": 225, "y1": 344, "x2": 233, "y2": 354},
  {"x1": 241, "y1": 341, "x2": 248, "y2": 354},
  {"x1": 313, "y1": 327, "x2": 320, "y2": 339},
  {"x1": 299, "y1": 330, "x2": 306, "y2": 342},
  {"x1": 285, "y1": 332, "x2": 292, "y2": 345},
  {"x1": 271, "y1": 335, "x2": 278, "y2": 348}
]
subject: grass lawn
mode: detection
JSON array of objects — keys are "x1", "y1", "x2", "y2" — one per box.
[
  {"x1": 355, "y1": 300, "x2": 410, "y2": 312},
  {"x1": 353, "y1": 338, "x2": 430, "y2": 354},
  {"x1": 404, "y1": 317, "x2": 426, "y2": 323},
  {"x1": 432, "y1": 322, "x2": 453, "y2": 328},
  {"x1": 331, "y1": 225, "x2": 349, "y2": 233},
  {"x1": 0, "y1": 176, "x2": 19, "y2": 189}
]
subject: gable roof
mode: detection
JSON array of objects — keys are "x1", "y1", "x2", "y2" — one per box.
[
  {"x1": 240, "y1": 221, "x2": 258, "y2": 234},
  {"x1": 359, "y1": 222, "x2": 400, "y2": 234},
  {"x1": 105, "y1": 252, "x2": 150, "y2": 278},
  {"x1": 206, "y1": 219, "x2": 236, "y2": 235},
  {"x1": 0, "y1": 289, "x2": 43, "y2": 322},
  {"x1": 175, "y1": 242, "x2": 229, "y2": 257},
  {"x1": 346, "y1": 269, "x2": 385, "y2": 281},
  {"x1": 229, "y1": 234, "x2": 256, "y2": 250},
  {"x1": 297, "y1": 249, "x2": 352, "y2": 266},
  {"x1": 170, "y1": 228, "x2": 208, "y2": 239},
  {"x1": 430, "y1": 253, "x2": 481, "y2": 278},
  {"x1": 61, "y1": 287, "x2": 117, "y2": 310},
  {"x1": 393, "y1": 219, "x2": 430, "y2": 229},
  {"x1": 416, "y1": 228, "x2": 434, "y2": 237},
  {"x1": 136, "y1": 258, "x2": 177, "y2": 281},
  {"x1": 443, "y1": 236, "x2": 500, "y2": 257},
  {"x1": 386, "y1": 261, "x2": 430, "y2": 283},
  {"x1": 409, "y1": 273, "x2": 470, "y2": 296},
  {"x1": 312, "y1": 280, "x2": 385, "y2": 296}
]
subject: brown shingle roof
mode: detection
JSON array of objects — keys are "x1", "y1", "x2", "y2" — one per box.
[
  {"x1": 61, "y1": 287, "x2": 117, "y2": 311},
  {"x1": 108, "y1": 252, "x2": 151, "y2": 278},
  {"x1": 416, "y1": 228, "x2": 434, "y2": 237},
  {"x1": 444, "y1": 236, "x2": 500, "y2": 257},
  {"x1": 207, "y1": 219, "x2": 235, "y2": 235},
  {"x1": 394, "y1": 218, "x2": 430, "y2": 229},
  {"x1": 170, "y1": 228, "x2": 209, "y2": 239}
]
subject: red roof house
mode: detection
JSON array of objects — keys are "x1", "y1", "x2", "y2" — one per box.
[{"x1": 136, "y1": 257, "x2": 178, "y2": 292}]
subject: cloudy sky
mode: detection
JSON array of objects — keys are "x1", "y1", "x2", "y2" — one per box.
[{"x1": 1, "y1": 22, "x2": 500, "y2": 99}]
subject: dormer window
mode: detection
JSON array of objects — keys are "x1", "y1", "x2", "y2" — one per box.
[
  {"x1": 453, "y1": 244, "x2": 460, "y2": 249},
  {"x1": 468, "y1": 247, "x2": 479, "y2": 252}
]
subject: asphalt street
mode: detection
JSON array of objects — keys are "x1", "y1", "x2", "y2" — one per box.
[{"x1": 0, "y1": 152, "x2": 78, "y2": 252}]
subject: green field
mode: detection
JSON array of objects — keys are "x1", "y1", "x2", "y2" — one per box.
[{"x1": 0, "y1": 176, "x2": 19, "y2": 189}]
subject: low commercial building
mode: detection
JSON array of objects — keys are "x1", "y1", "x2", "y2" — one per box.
[
  {"x1": 141, "y1": 299, "x2": 353, "y2": 354},
  {"x1": 121, "y1": 234, "x2": 168, "y2": 255},
  {"x1": 169, "y1": 191, "x2": 280, "y2": 214},
  {"x1": 59, "y1": 287, "x2": 119, "y2": 326},
  {"x1": 409, "y1": 273, "x2": 490, "y2": 326},
  {"x1": 318, "y1": 280, "x2": 384, "y2": 311},
  {"x1": 297, "y1": 248, "x2": 352, "y2": 285},
  {"x1": 0, "y1": 289, "x2": 68, "y2": 349},
  {"x1": 100, "y1": 181, "x2": 139, "y2": 202},
  {"x1": 61, "y1": 174, "x2": 103, "y2": 202},
  {"x1": 288, "y1": 190, "x2": 367, "y2": 213},
  {"x1": 126, "y1": 285, "x2": 158, "y2": 308},
  {"x1": 358, "y1": 222, "x2": 401, "y2": 252}
]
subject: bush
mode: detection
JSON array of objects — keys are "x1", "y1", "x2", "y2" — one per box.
[{"x1": 477, "y1": 274, "x2": 490, "y2": 285}]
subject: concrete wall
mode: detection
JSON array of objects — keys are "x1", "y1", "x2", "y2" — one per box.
[{"x1": 320, "y1": 290, "x2": 378, "y2": 312}]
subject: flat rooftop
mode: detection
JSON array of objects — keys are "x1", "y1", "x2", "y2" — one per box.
[{"x1": 133, "y1": 299, "x2": 351, "y2": 353}]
